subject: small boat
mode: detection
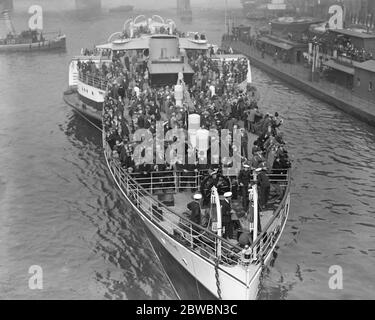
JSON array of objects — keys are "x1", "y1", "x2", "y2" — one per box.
[
  {"x1": 0, "y1": 9, "x2": 66, "y2": 53},
  {"x1": 187, "y1": 31, "x2": 208, "y2": 44},
  {"x1": 0, "y1": 32, "x2": 66, "y2": 52}
]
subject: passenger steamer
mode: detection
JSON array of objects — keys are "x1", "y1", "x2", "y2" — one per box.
[{"x1": 65, "y1": 16, "x2": 291, "y2": 300}]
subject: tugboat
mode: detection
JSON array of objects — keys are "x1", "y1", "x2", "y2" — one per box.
[
  {"x1": 0, "y1": 9, "x2": 66, "y2": 52},
  {"x1": 66, "y1": 15, "x2": 291, "y2": 299}
]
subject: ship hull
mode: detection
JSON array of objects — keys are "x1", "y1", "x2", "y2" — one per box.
[
  {"x1": 65, "y1": 57, "x2": 110, "y2": 123},
  {"x1": 0, "y1": 35, "x2": 66, "y2": 52},
  {"x1": 63, "y1": 88, "x2": 102, "y2": 123},
  {"x1": 76, "y1": 79, "x2": 105, "y2": 111},
  {"x1": 143, "y1": 226, "x2": 216, "y2": 299}
]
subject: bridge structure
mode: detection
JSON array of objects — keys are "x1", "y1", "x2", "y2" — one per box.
[
  {"x1": 0, "y1": 0, "x2": 102, "y2": 12},
  {"x1": 0, "y1": 0, "x2": 13, "y2": 11},
  {"x1": 177, "y1": 0, "x2": 192, "y2": 22}
]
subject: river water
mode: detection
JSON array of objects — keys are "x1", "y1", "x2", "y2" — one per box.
[{"x1": 0, "y1": 6, "x2": 374, "y2": 300}]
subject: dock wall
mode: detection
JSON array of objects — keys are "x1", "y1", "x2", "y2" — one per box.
[{"x1": 223, "y1": 40, "x2": 375, "y2": 127}]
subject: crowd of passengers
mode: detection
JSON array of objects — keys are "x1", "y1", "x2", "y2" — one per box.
[
  {"x1": 93, "y1": 52, "x2": 288, "y2": 176},
  {"x1": 77, "y1": 44, "x2": 291, "y2": 234},
  {"x1": 93, "y1": 48, "x2": 290, "y2": 248}
]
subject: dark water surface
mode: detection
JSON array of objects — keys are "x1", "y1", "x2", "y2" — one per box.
[{"x1": 0, "y1": 7, "x2": 374, "y2": 300}]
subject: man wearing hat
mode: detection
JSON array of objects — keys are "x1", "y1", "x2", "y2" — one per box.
[
  {"x1": 221, "y1": 192, "x2": 233, "y2": 239},
  {"x1": 238, "y1": 164, "x2": 252, "y2": 211},
  {"x1": 187, "y1": 193, "x2": 203, "y2": 248}
]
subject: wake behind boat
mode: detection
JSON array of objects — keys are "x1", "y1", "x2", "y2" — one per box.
[{"x1": 64, "y1": 15, "x2": 292, "y2": 300}]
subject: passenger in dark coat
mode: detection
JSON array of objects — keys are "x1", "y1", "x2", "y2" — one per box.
[
  {"x1": 257, "y1": 168, "x2": 270, "y2": 209},
  {"x1": 187, "y1": 194, "x2": 203, "y2": 248},
  {"x1": 238, "y1": 164, "x2": 252, "y2": 210},
  {"x1": 187, "y1": 198, "x2": 201, "y2": 227},
  {"x1": 124, "y1": 54, "x2": 130, "y2": 71},
  {"x1": 220, "y1": 192, "x2": 233, "y2": 239}
]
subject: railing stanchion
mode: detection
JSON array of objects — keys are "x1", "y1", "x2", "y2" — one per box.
[
  {"x1": 190, "y1": 225, "x2": 194, "y2": 249},
  {"x1": 174, "y1": 171, "x2": 178, "y2": 193}
]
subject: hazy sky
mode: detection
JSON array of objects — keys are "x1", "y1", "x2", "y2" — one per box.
[{"x1": 13, "y1": 0, "x2": 241, "y2": 11}]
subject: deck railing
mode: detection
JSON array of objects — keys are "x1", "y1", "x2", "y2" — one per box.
[
  {"x1": 104, "y1": 141, "x2": 247, "y2": 265},
  {"x1": 129, "y1": 170, "x2": 201, "y2": 193},
  {"x1": 104, "y1": 138, "x2": 291, "y2": 268},
  {"x1": 78, "y1": 72, "x2": 108, "y2": 91},
  {"x1": 130, "y1": 169, "x2": 289, "y2": 193}
]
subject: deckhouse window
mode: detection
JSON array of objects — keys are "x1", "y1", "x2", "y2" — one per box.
[{"x1": 369, "y1": 81, "x2": 373, "y2": 92}]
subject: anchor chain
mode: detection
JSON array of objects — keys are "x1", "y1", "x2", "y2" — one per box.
[{"x1": 215, "y1": 257, "x2": 222, "y2": 300}]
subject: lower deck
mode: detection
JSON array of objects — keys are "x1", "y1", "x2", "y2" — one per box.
[{"x1": 145, "y1": 184, "x2": 285, "y2": 249}]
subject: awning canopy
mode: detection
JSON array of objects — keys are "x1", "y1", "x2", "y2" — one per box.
[
  {"x1": 330, "y1": 29, "x2": 375, "y2": 39},
  {"x1": 112, "y1": 37, "x2": 150, "y2": 50},
  {"x1": 354, "y1": 60, "x2": 375, "y2": 73},
  {"x1": 96, "y1": 37, "x2": 150, "y2": 51},
  {"x1": 258, "y1": 37, "x2": 294, "y2": 50},
  {"x1": 96, "y1": 43, "x2": 113, "y2": 50},
  {"x1": 323, "y1": 59, "x2": 354, "y2": 75},
  {"x1": 149, "y1": 62, "x2": 194, "y2": 74}
]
